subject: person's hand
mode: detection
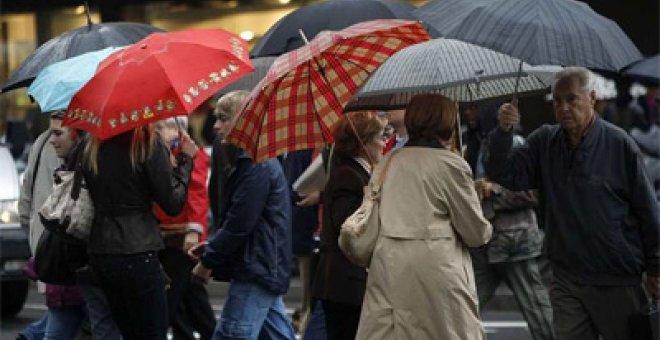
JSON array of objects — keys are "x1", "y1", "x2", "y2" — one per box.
[
  {"x1": 475, "y1": 179, "x2": 493, "y2": 199},
  {"x1": 480, "y1": 180, "x2": 494, "y2": 199},
  {"x1": 183, "y1": 232, "x2": 200, "y2": 253},
  {"x1": 191, "y1": 262, "x2": 212, "y2": 285},
  {"x1": 179, "y1": 130, "x2": 199, "y2": 158},
  {"x1": 498, "y1": 103, "x2": 520, "y2": 131},
  {"x1": 645, "y1": 274, "x2": 660, "y2": 298},
  {"x1": 187, "y1": 241, "x2": 207, "y2": 262},
  {"x1": 297, "y1": 191, "x2": 320, "y2": 207}
]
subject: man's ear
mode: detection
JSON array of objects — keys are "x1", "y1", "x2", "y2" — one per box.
[{"x1": 589, "y1": 90, "x2": 597, "y2": 106}]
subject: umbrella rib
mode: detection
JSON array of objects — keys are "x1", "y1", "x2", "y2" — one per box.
[{"x1": 308, "y1": 56, "x2": 334, "y2": 142}]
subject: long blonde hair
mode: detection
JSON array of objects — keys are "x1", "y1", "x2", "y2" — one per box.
[{"x1": 84, "y1": 125, "x2": 157, "y2": 174}]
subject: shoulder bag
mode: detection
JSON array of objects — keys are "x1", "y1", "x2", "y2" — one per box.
[{"x1": 338, "y1": 150, "x2": 398, "y2": 268}]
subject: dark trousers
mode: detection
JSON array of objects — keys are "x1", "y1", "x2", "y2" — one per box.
[
  {"x1": 91, "y1": 251, "x2": 168, "y2": 340},
  {"x1": 321, "y1": 300, "x2": 361, "y2": 340},
  {"x1": 472, "y1": 251, "x2": 554, "y2": 340},
  {"x1": 550, "y1": 272, "x2": 648, "y2": 340},
  {"x1": 160, "y1": 247, "x2": 216, "y2": 340}
]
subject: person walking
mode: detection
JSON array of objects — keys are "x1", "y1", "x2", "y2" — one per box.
[
  {"x1": 312, "y1": 111, "x2": 387, "y2": 340},
  {"x1": 82, "y1": 125, "x2": 196, "y2": 340},
  {"x1": 486, "y1": 67, "x2": 660, "y2": 340},
  {"x1": 190, "y1": 90, "x2": 296, "y2": 340},
  {"x1": 355, "y1": 94, "x2": 492, "y2": 340},
  {"x1": 464, "y1": 105, "x2": 553, "y2": 340},
  {"x1": 153, "y1": 117, "x2": 216, "y2": 340}
]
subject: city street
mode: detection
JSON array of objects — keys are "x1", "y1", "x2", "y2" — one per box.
[{"x1": 0, "y1": 278, "x2": 532, "y2": 340}]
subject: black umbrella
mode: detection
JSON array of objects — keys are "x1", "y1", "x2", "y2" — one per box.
[
  {"x1": 250, "y1": 0, "x2": 421, "y2": 57},
  {"x1": 414, "y1": 0, "x2": 642, "y2": 71},
  {"x1": 1, "y1": 11, "x2": 163, "y2": 93},
  {"x1": 623, "y1": 55, "x2": 660, "y2": 86},
  {"x1": 216, "y1": 57, "x2": 276, "y2": 96}
]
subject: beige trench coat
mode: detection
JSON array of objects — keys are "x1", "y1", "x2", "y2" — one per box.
[{"x1": 356, "y1": 148, "x2": 492, "y2": 340}]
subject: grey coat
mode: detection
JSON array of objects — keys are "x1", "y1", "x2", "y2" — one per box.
[{"x1": 18, "y1": 131, "x2": 61, "y2": 254}]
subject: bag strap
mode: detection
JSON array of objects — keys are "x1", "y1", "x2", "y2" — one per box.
[
  {"x1": 30, "y1": 131, "x2": 52, "y2": 202},
  {"x1": 70, "y1": 144, "x2": 86, "y2": 201},
  {"x1": 373, "y1": 149, "x2": 399, "y2": 190}
]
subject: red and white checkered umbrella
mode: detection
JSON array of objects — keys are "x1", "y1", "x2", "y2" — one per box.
[{"x1": 227, "y1": 19, "x2": 430, "y2": 162}]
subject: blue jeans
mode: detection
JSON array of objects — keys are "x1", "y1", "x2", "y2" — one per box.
[
  {"x1": 44, "y1": 306, "x2": 86, "y2": 340},
  {"x1": 80, "y1": 284, "x2": 122, "y2": 340},
  {"x1": 18, "y1": 312, "x2": 49, "y2": 340},
  {"x1": 214, "y1": 281, "x2": 295, "y2": 340},
  {"x1": 302, "y1": 301, "x2": 326, "y2": 340}
]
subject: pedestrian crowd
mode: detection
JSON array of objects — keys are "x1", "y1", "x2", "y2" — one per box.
[{"x1": 15, "y1": 65, "x2": 659, "y2": 340}]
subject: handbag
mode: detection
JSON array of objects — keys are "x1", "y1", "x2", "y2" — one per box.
[
  {"x1": 338, "y1": 150, "x2": 398, "y2": 267},
  {"x1": 38, "y1": 152, "x2": 94, "y2": 242},
  {"x1": 34, "y1": 229, "x2": 88, "y2": 285}
]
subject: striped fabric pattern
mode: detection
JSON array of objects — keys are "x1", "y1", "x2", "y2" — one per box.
[
  {"x1": 414, "y1": 0, "x2": 642, "y2": 71},
  {"x1": 346, "y1": 38, "x2": 558, "y2": 111},
  {"x1": 227, "y1": 19, "x2": 430, "y2": 162}
]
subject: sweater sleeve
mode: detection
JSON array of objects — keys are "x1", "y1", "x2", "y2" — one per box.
[{"x1": 485, "y1": 127, "x2": 544, "y2": 191}]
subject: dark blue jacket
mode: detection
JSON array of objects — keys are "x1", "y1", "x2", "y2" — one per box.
[
  {"x1": 280, "y1": 150, "x2": 319, "y2": 255},
  {"x1": 202, "y1": 151, "x2": 292, "y2": 294},
  {"x1": 486, "y1": 117, "x2": 660, "y2": 286}
]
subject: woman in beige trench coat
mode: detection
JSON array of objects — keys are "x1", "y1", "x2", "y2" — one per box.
[{"x1": 356, "y1": 94, "x2": 493, "y2": 340}]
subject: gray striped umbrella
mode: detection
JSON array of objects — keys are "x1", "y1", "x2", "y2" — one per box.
[
  {"x1": 414, "y1": 0, "x2": 642, "y2": 71},
  {"x1": 346, "y1": 38, "x2": 560, "y2": 111}
]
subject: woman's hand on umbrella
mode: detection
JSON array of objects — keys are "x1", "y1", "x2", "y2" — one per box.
[{"x1": 179, "y1": 130, "x2": 199, "y2": 158}]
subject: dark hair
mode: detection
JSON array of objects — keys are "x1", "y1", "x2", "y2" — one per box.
[
  {"x1": 332, "y1": 111, "x2": 386, "y2": 158},
  {"x1": 405, "y1": 94, "x2": 457, "y2": 142}
]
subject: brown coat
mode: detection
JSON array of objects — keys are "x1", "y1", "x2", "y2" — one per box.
[
  {"x1": 356, "y1": 147, "x2": 492, "y2": 340},
  {"x1": 312, "y1": 156, "x2": 370, "y2": 306}
]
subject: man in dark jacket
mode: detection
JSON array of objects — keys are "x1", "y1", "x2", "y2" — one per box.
[
  {"x1": 486, "y1": 66, "x2": 660, "y2": 340},
  {"x1": 190, "y1": 149, "x2": 295, "y2": 340}
]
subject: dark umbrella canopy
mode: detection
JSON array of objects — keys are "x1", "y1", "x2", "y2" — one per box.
[
  {"x1": 1, "y1": 22, "x2": 164, "y2": 93},
  {"x1": 414, "y1": 0, "x2": 642, "y2": 71},
  {"x1": 250, "y1": 0, "x2": 419, "y2": 57},
  {"x1": 623, "y1": 55, "x2": 660, "y2": 86},
  {"x1": 216, "y1": 57, "x2": 276, "y2": 96}
]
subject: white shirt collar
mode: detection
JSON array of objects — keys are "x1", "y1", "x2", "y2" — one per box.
[{"x1": 353, "y1": 156, "x2": 372, "y2": 174}]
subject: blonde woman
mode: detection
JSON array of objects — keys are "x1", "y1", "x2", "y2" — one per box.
[
  {"x1": 82, "y1": 126, "x2": 197, "y2": 339},
  {"x1": 356, "y1": 94, "x2": 492, "y2": 340}
]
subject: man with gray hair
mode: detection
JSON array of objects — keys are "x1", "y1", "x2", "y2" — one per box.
[{"x1": 486, "y1": 66, "x2": 659, "y2": 340}]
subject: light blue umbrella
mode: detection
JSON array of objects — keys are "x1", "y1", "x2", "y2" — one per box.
[{"x1": 27, "y1": 46, "x2": 124, "y2": 112}]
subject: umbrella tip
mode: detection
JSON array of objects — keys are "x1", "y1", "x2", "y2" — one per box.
[
  {"x1": 298, "y1": 29, "x2": 309, "y2": 44},
  {"x1": 84, "y1": 1, "x2": 93, "y2": 29}
]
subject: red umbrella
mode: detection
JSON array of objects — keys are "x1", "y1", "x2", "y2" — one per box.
[
  {"x1": 65, "y1": 29, "x2": 253, "y2": 140},
  {"x1": 227, "y1": 19, "x2": 430, "y2": 162}
]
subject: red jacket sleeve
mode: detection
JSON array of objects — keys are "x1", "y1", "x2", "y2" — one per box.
[{"x1": 153, "y1": 148, "x2": 210, "y2": 241}]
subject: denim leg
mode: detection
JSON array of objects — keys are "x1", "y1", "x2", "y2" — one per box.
[
  {"x1": 302, "y1": 301, "x2": 326, "y2": 340},
  {"x1": 19, "y1": 311, "x2": 49, "y2": 340},
  {"x1": 213, "y1": 281, "x2": 294, "y2": 340},
  {"x1": 44, "y1": 306, "x2": 86, "y2": 340},
  {"x1": 258, "y1": 297, "x2": 296, "y2": 340},
  {"x1": 80, "y1": 284, "x2": 122, "y2": 340}
]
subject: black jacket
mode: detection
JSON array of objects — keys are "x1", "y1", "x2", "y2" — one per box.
[
  {"x1": 486, "y1": 117, "x2": 660, "y2": 286},
  {"x1": 84, "y1": 132, "x2": 193, "y2": 254},
  {"x1": 312, "y1": 155, "x2": 369, "y2": 306}
]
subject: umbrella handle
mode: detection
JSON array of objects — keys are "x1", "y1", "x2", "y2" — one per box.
[
  {"x1": 512, "y1": 59, "x2": 523, "y2": 107},
  {"x1": 298, "y1": 29, "x2": 310, "y2": 44}
]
